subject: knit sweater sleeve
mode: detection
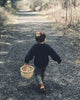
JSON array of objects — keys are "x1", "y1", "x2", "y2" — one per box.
[
  {"x1": 25, "y1": 46, "x2": 35, "y2": 64},
  {"x1": 48, "y1": 46, "x2": 61, "y2": 64}
]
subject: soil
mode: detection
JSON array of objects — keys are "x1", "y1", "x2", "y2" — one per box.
[{"x1": 0, "y1": 9, "x2": 80, "y2": 100}]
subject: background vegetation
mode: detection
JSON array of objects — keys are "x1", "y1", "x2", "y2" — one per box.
[{"x1": 0, "y1": 0, "x2": 80, "y2": 28}]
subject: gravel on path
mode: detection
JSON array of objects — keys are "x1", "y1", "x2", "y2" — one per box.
[{"x1": 0, "y1": 9, "x2": 80, "y2": 100}]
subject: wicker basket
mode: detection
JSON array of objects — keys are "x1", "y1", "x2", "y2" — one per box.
[{"x1": 20, "y1": 65, "x2": 34, "y2": 79}]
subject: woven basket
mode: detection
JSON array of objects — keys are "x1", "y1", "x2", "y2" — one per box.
[{"x1": 20, "y1": 65, "x2": 34, "y2": 79}]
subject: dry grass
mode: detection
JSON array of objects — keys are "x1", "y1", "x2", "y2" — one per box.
[{"x1": 40, "y1": 4, "x2": 80, "y2": 26}]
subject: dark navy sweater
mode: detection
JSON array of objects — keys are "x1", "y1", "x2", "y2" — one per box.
[{"x1": 25, "y1": 43, "x2": 61, "y2": 68}]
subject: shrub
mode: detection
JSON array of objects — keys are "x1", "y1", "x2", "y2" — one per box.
[
  {"x1": 42, "y1": 3, "x2": 49, "y2": 10},
  {"x1": 28, "y1": 0, "x2": 42, "y2": 11},
  {"x1": 0, "y1": 7, "x2": 8, "y2": 26}
]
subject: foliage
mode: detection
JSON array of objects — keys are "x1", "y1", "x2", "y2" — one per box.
[
  {"x1": 0, "y1": 7, "x2": 8, "y2": 26},
  {"x1": 28, "y1": 0, "x2": 43, "y2": 11},
  {"x1": 5, "y1": 3, "x2": 17, "y2": 15},
  {"x1": 62, "y1": 0, "x2": 80, "y2": 8},
  {"x1": 0, "y1": 0, "x2": 80, "y2": 28},
  {"x1": 41, "y1": 0, "x2": 80, "y2": 28},
  {"x1": 0, "y1": 0, "x2": 7, "y2": 6},
  {"x1": 10, "y1": 0, "x2": 21, "y2": 9},
  {"x1": 42, "y1": 3, "x2": 50, "y2": 10},
  {"x1": 0, "y1": 1, "x2": 18, "y2": 26},
  {"x1": 62, "y1": 0, "x2": 80, "y2": 27}
]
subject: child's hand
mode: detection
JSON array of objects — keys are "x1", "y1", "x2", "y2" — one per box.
[{"x1": 26, "y1": 64, "x2": 29, "y2": 67}]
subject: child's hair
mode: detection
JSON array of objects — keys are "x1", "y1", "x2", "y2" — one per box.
[{"x1": 35, "y1": 31, "x2": 46, "y2": 43}]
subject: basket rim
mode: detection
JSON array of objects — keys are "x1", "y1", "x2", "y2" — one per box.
[{"x1": 20, "y1": 65, "x2": 34, "y2": 73}]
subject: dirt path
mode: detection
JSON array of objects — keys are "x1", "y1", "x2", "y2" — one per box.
[{"x1": 0, "y1": 9, "x2": 80, "y2": 100}]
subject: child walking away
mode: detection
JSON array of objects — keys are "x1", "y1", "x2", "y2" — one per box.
[{"x1": 25, "y1": 31, "x2": 61, "y2": 92}]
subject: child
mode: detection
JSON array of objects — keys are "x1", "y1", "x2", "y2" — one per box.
[{"x1": 25, "y1": 31, "x2": 61, "y2": 92}]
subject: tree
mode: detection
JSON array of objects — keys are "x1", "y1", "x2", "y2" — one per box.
[
  {"x1": 0, "y1": 0, "x2": 8, "y2": 7},
  {"x1": 62, "y1": 0, "x2": 80, "y2": 27},
  {"x1": 28, "y1": 0, "x2": 43, "y2": 11},
  {"x1": 10, "y1": 0, "x2": 21, "y2": 9}
]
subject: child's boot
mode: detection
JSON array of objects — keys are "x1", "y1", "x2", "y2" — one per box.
[{"x1": 40, "y1": 83, "x2": 45, "y2": 92}]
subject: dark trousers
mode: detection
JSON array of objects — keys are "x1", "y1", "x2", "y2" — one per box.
[{"x1": 34, "y1": 67, "x2": 46, "y2": 84}]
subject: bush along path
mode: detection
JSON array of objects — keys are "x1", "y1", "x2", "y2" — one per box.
[{"x1": 0, "y1": 9, "x2": 80, "y2": 100}]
